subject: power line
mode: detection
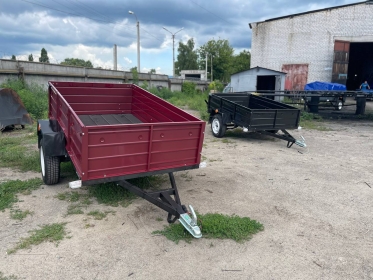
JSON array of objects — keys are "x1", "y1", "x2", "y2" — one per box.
[{"x1": 189, "y1": 0, "x2": 230, "y2": 24}]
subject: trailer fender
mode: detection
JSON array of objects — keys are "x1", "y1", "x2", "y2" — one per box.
[
  {"x1": 37, "y1": 119, "x2": 67, "y2": 157},
  {"x1": 208, "y1": 112, "x2": 232, "y2": 124}
]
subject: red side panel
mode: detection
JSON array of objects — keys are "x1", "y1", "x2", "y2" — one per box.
[{"x1": 48, "y1": 82, "x2": 205, "y2": 183}]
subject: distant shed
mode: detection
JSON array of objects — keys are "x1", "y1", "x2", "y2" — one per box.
[{"x1": 229, "y1": 67, "x2": 286, "y2": 100}]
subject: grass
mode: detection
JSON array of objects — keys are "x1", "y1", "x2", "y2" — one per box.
[
  {"x1": 66, "y1": 204, "x2": 84, "y2": 215},
  {"x1": 7, "y1": 223, "x2": 67, "y2": 254},
  {"x1": 87, "y1": 210, "x2": 115, "y2": 220},
  {"x1": 89, "y1": 175, "x2": 166, "y2": 207},
  {"x1": 0, "y1": 132, "x2": 40, "y2": 172},
  {"x1": 0, "y1": 178, "x2": 43, "y2": 211},
  {"x1": 10, "y1": 209, "x2": 33, "y2": 220},
  {"x1": 0, "y1": 272, "x2": 18, "y2": 280},
  {"x1": 1, "y1": 79, "x2": 48, "y2": 120},
  {"x1": 299, "y1": 111, "x2": 332, "y2": 131},
  {"x1": 153, "y1": 213, "x2": 264, "y2": 244},
  {"x1": 55, "y1": 191, "x2": 81, "y2": 202}
]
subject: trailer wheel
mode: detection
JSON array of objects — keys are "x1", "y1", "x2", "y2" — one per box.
[
  {"x1": 40, "y1": 143, "x2": 60, "y2": 185},
  {"x1": 211, "y1": 114, "x2": 226, "y2": 138},
  {"x1": 335, "y1": 100, "x2": 343, "y2": 111}
]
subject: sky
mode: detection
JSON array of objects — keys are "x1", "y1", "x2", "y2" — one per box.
[{"x1": 0, "y1": 0, "x2": 361, "y2": 76}]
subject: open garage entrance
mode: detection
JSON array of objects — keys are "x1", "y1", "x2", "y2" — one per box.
[
  {"x1": 332, "y1": 41, "x2": 373, "y2": 90},
  {"x1": 256, "y1": 75, "x2": 282, "y2": 100},
  {"x1": 346, "y1": 42, "x2": 373, "y2": 90}
]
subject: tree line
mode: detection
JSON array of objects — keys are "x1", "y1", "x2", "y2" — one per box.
[
  {"x1": 175, "y1": 38, "x2": 251, "y2": 83},
  {"x1": 9, "y1": 38, "x2": 251, "y2": 82}
]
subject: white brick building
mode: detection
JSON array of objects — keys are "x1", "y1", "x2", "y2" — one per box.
[{"x1": 249, "y1": 1, "x2": 373, "y2": 90}]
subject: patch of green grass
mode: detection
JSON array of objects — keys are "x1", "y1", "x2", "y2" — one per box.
[
  {"x1": 87, "y1": 210, "x2": 115, "y2": 220},
  {"x1": 0, "y1": 134, "x2": 40, "y2": 172},
  {"x1": 222, "y1": 138, "x2": 234, "y2": 144},
  {"x1": 10, "y1": 209, "x2": 33, "y2": 220},
  {"x1": 60, "y1": 162, "x2": 78, "y2": 180},
  {"x1": 299, "y1": 112, "x2": 332, "y2": 131},
  {"x1": 0, "y1": 272, "x2": 18, "y2": 280},
  {"x1": 180, "y1": 172, "x2": 193, "y2": 181},
  {"x1": 55, "y1": 191, "x2": 80, "y2": 202},
  {"x1": 7, "y1": 223, "x2": 67, "y2": 254},
  {"x1": 0, "y1": 178, "x2": 43, "y2": 211},
  {"x1": 89, "y1": 175, "x2": 166, "y2": 207},
  {"x1": 66, "y1": 204, "x2": 84, "y2": 215},
  {"x1": 156, "y1": 217, "x2": 163, "y2": 222},
  {"x1": 153, "y1": 213, "x2": 264, "y2": 244}
]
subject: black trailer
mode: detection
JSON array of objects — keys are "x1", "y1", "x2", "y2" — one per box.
[{"x1": 206, "y1": 93, "x2": 306, "y2": 148}]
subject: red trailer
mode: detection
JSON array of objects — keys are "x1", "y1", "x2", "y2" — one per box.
[{"x1": 37, "y1": 81, "x2": 205, "y2": 237}]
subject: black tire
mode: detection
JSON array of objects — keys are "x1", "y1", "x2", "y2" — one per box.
[
  {"x1": 40, "y1": 142, "x2": 60, "y2": 185},
  {"x1": 335, "y1": 100, "x2": 343, "y2": 111},
  {"x1": 211, "y1": 114, "x2": 226, "y2": 138}
]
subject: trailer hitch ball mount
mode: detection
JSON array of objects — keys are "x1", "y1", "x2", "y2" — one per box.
[{"x1": 179, "y1": 205, "x2": 202, "y2": 238}]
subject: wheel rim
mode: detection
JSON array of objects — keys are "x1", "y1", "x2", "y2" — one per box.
[
  {"x1": 40, "y1": 148, "x2": 45, "y2": 177},
  {"x1": 212, "y1": 118, "x2": 220, "y2": 134},
  {"x1": 338, "y1": 101, "x2": 342, "y2": 110}
]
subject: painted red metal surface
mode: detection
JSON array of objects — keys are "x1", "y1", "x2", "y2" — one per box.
[
  {"x1": 332, "y1": 40, "x2": 350, "y2": 85},
  {"x1": 282, "y1": 64, "x2": 309, "y2": 91},
  {"x1": 48, "y1": 82, "x2": 205, "y2": 183}
]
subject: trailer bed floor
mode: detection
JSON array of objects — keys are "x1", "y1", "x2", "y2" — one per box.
[{"x1": 79, "y1": 114, "x2": 142, "y2": 126}]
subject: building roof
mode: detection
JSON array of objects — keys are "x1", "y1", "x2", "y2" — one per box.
[
  {"x1": 249, "y1": 0, "x2": 370, "y2": 27},
  {"x1": 232, "y1": 66, "x2": 286, "y2": 76}
]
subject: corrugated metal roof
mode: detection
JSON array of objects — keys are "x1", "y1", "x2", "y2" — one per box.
[
  {"x1": 249, "y1": 0, "x2": 370, "y2": 28},
  {"x1": 231, "y1": 66, "x2": 287, "y2": 76}
]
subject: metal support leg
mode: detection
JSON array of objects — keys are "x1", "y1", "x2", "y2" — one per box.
[{"x1": 117, "y1": 172, "x2": 202, "y2": 238}]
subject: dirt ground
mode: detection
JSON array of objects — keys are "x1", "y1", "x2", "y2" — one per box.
[{"x1": 0, "y1": 111, "x2": 372, "y2": 280}]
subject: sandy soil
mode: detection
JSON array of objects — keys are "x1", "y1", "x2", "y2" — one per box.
[{"x1": 0, "y1": 115, "x2": 372, "y2": 280}]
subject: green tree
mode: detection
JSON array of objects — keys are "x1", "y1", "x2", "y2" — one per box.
[
  {"x1": 130, "y1": 67, "x2": 139, "y2": 85},
  {"x1": 198, "y1": 39, "x2": 234, "y2": 83},
  {"x1": 175, "y1": 38, "x2": 198, "y2": 75},
  {"x1": 148, "y1": 68, "x2": 156, "y2": 74},
  {"x1": 60, "y1": 58, "x2": 93, "y2": 68},
  {"x1": 231, "y1": 50, "x2": 251, "y2": 74},
  {"x1": 39, "y1": 48, "x2": 49, "y2": 63},
  {"x1": 11, "y1": 55, "x2": 16, "y2": 60},
  {"x1": 28, "y1": 54, "x2": 34, "y2": 62}
]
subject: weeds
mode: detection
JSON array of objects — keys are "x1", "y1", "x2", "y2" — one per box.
[
  {"x1": 1, "y1": 79, "x2": 48, "y2": 120},
  {"x1": 153, "y1": 213, "x2": 263, "y2": 244},
  {"x1": 0, "y1": 272, "x2": 18, "y2": 280},
  {"x1": 10, "y1": 209, "x2": 33, "y2": 220},
  {"x1": 55, "y1": 191, "x2": 81, "y2": 202},
  {"x1": 0, "y1": 178, "x2": 43, "y2": 211},
  {"x1": 7, "y1": 223, "x2": 67, "y2": 254},
  {"x1": 66, "y1": 204, "x2": 84, "y2": 215},
  {"x1": 87, "y1": 210, "x2": 115, "y2": 220},
  {"x1": 89, "y1": 175, "x2": 166, "y2": 207},
  {"x1": 0, "y1": 133, "x2": 40, "y2": 172}
]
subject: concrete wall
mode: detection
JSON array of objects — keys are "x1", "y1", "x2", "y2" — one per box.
[
  {"x1": 250, "y1": 2, "x2": 373, "y2": 83},
  {"x1": 0, "y1": 59, "x2": 208, "y2": 91}
]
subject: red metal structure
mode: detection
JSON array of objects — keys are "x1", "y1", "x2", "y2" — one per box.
[
  {"x1": 48, "y1": 81, "x2": 205, "y2": 184},
  {"x1": 38, "y1": 81, "x2": 205, "y2": 238}
]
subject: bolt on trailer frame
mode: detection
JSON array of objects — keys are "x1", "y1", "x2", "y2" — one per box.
[{"x1": 37, "y1": 81, "x2": 206, "y2": 238}]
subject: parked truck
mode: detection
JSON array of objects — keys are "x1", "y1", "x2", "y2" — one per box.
[{"x1": 37, "y1": 81, "x2": 205, "y2": 238}]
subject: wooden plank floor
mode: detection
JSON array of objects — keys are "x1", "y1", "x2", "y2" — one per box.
[{"x1": 79, "y1": 114, "x2": 142, "y2": 126}]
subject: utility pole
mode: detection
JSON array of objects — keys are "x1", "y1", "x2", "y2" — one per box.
[
  {"x1": 211, "y1": 54, "x2": 213, "y2": 82},
  {"x1": 205, "y1": 52, "x2": 208, "y2": 81},
  {"x1": 129, "y1": 11, "x2": 140, "y2": 72},
  {"x1": 113, "y1": 44, "x2": 117, "y2": 70},
  {"x1": 163, "y1": 27, "x2": 184, "y2": 77}
]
